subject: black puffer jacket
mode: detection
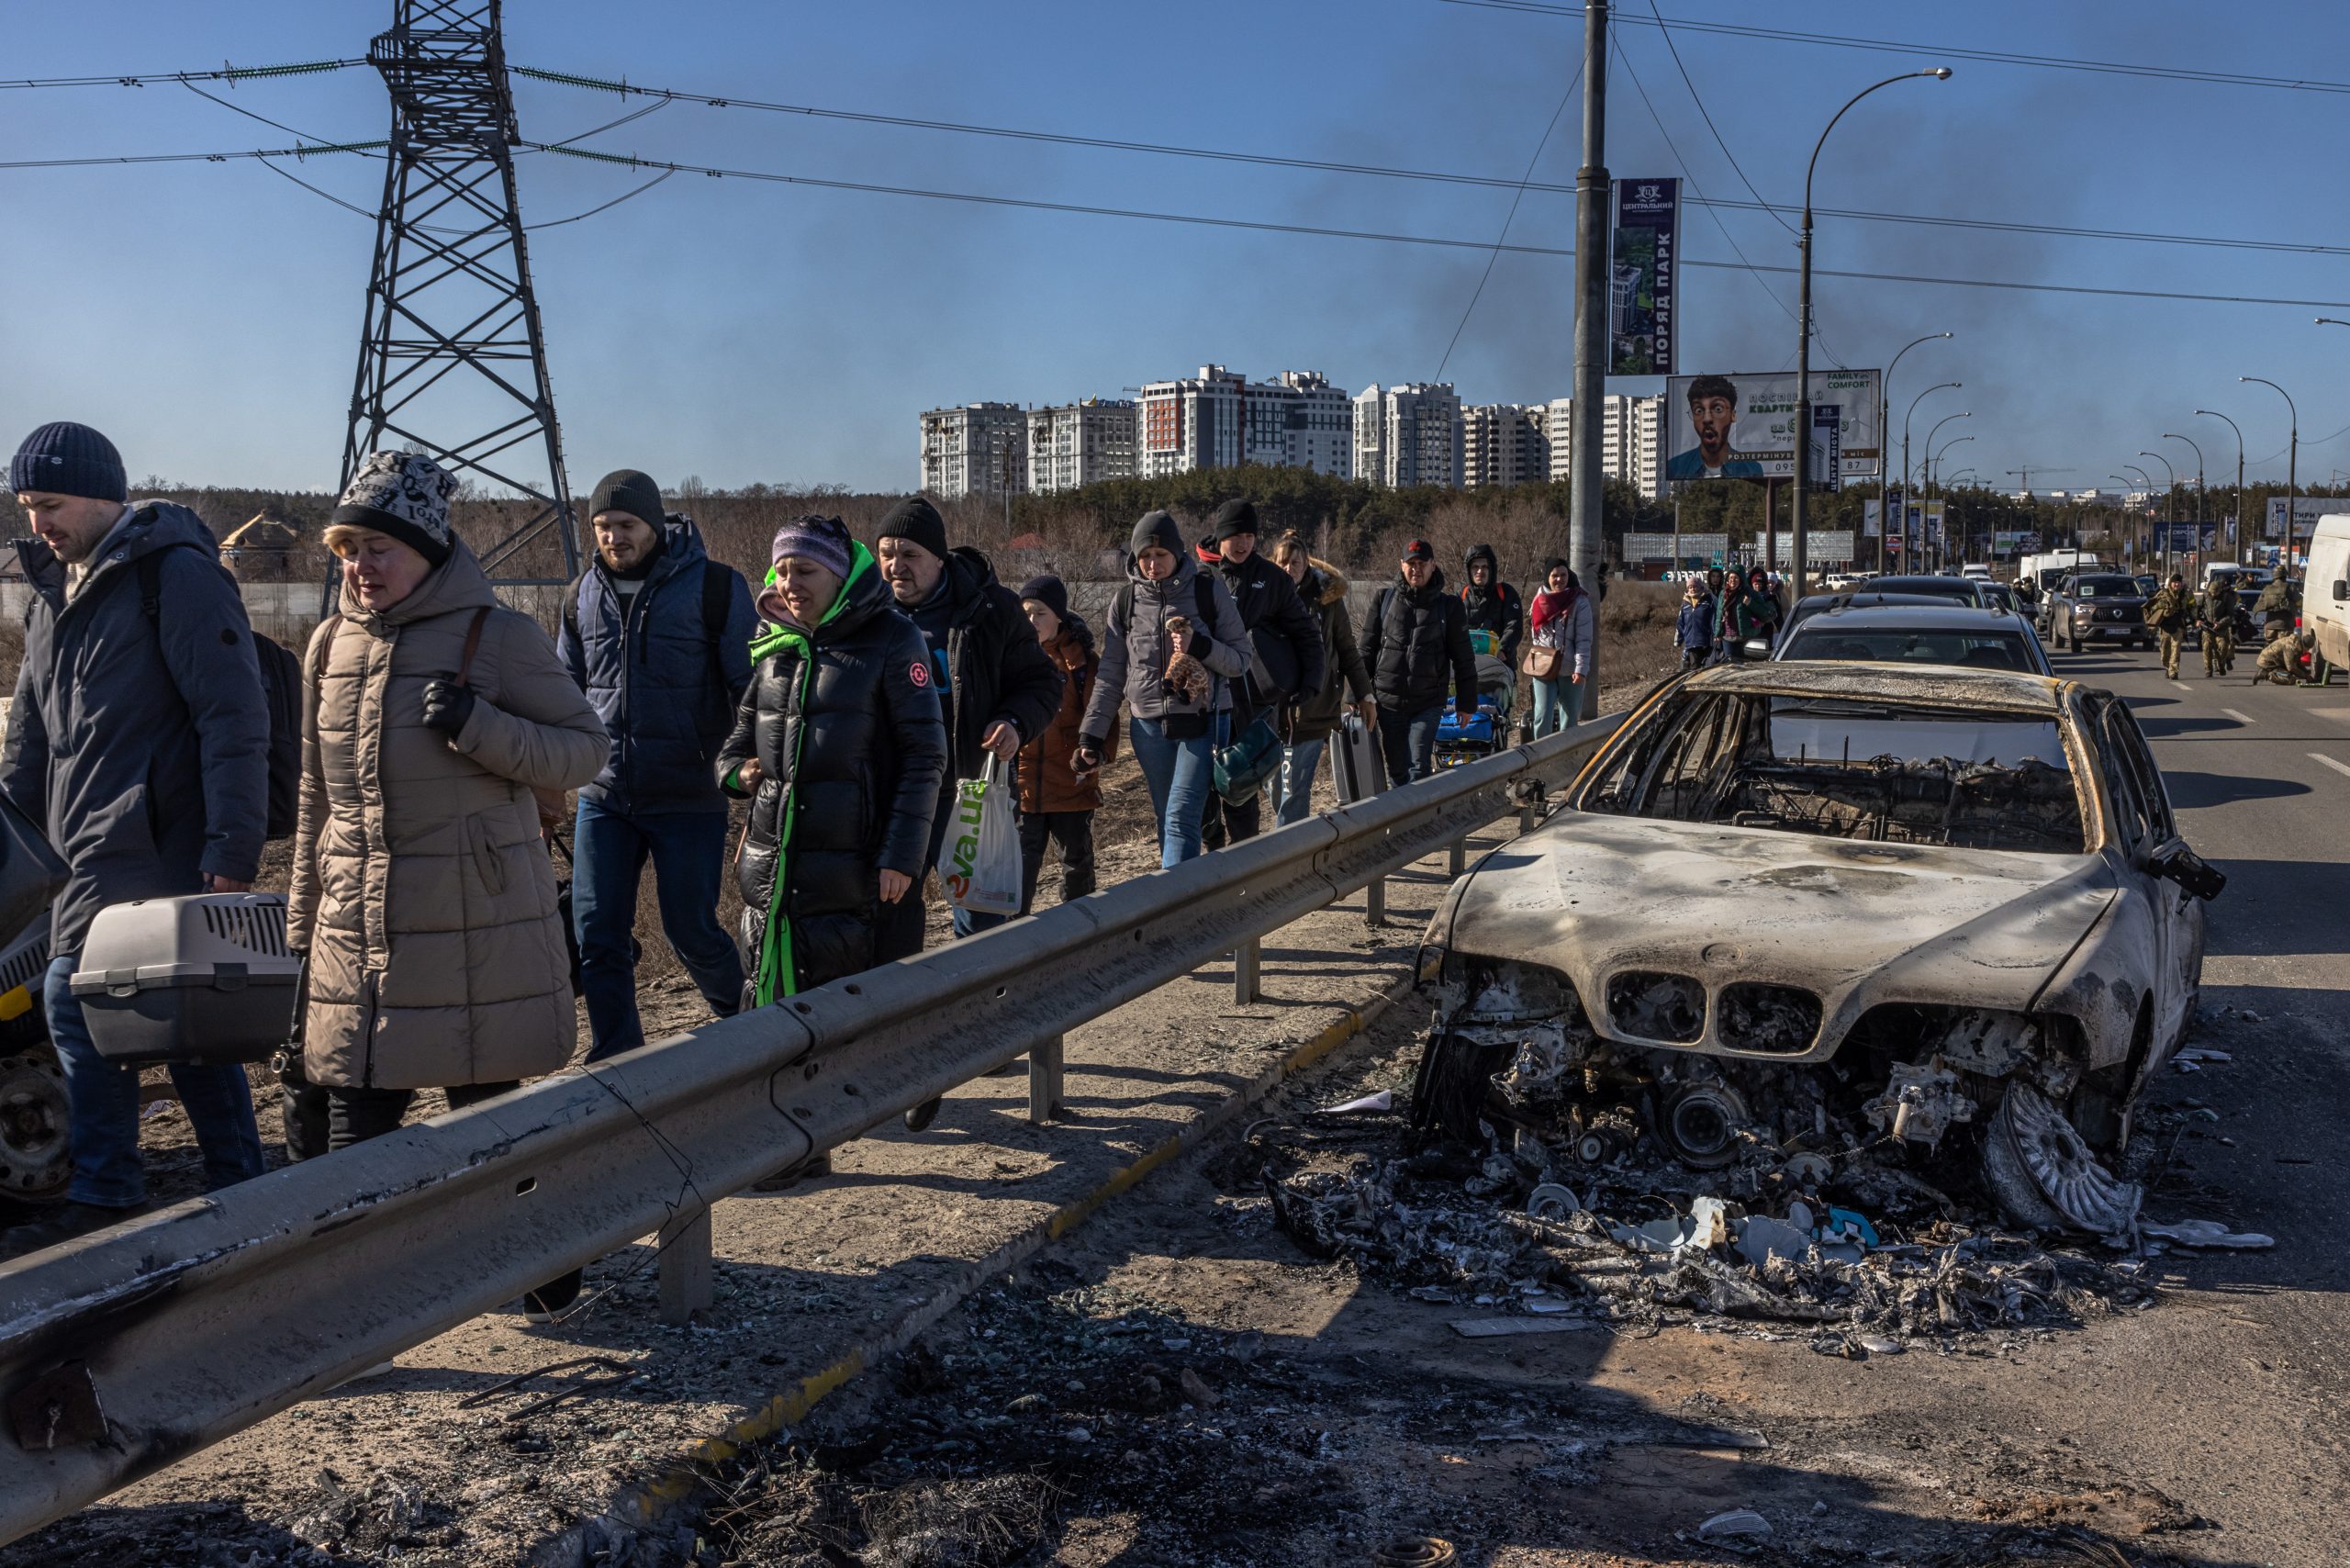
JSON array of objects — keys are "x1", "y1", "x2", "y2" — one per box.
[
  {"x1": 1360, "y1": 567, "x2": 1479, "y2": 714},
  {"x1": 1202, "y1": 543, "x2": 1327, "y2": 712},
  {"x1": 718, "y1": 552, "x2": 946, "y2": 997},
  {"x1": 1459, "y1": 543, "x2": 1525, "y2": 664},
  {"x1": 918, "y1": 547, "x2": 1066, "y2": 787}
]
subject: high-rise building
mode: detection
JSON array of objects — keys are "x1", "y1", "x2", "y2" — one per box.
[
  {"x1": 1354, "y1": 383, "x2": 1464, "y2": 488},
  {"x1": 1462, "y1": 404, "x2": 1550, "y2": 488},
  {"x1": 1026, "y1": 399, "x2": 1136, "y2": 493},
  {"x1": 919, "y1": 402, "x2": 1028, "y2": 499},
  {"x1": 1542, "y1": 393, "x2": 1664, "y2": 498},
  {"x1": 1137, "y1": 365, "x2": 1353, "y2": 478},
  {"x1": 1275, "y1": 370, "x2": 1353, "y2": 477}
]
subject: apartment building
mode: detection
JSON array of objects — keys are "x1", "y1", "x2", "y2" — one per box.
[
  {"x1": 918, "y1": 402, "x2": 1028, "y2": 499},
  {"x1": 1026, "y1": 398, "x2": 1136, "y2": 493},
  {"x1": 1541, "y1": 393, "x2": 1663, "y2": 498},
  {"x1": 1137, "y1": 365, "x2": 1353, "y2": 479},
  {"x1": 1354, "y1": 382, "x2": 1464, "y2": 488},
  {"x1": 1461, "y1": 403, "x2": 1550, "y2": 488}
]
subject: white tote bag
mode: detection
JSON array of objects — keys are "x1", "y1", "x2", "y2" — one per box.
[{"x1": 942, "y1": 754, "x2": 1023, "y2": 917}]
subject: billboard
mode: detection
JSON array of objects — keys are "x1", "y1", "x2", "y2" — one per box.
[
  {"x1": 1623, "y1": 531, "x2": 1727, "y2": 564},
  {"x1": 2266, "y1": 496, "x2": 2335, "y2": 538},
  {"x1": 1608, "y1": 178, "x2": 1678, "y2": 376},
  {"x1": 1751, "y1": 530, "x2": 1857, "y2": 564},
  {"x1": 1663, "y1": 369, "x2": 1883, "y2": 484}
]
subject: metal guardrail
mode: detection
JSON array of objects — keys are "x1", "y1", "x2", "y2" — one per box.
[{"x1": 0, "y1": 714, "x2": 1621, "y2": 1541}]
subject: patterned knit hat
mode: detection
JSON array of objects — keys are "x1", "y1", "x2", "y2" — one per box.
[{"x1": 332, "y1": 450, "x2": 457, "y2": 566}]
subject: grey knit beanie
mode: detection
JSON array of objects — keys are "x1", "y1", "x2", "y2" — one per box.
[{"x1": 332, "y1": 450, "x2": 457, "y2": 566}]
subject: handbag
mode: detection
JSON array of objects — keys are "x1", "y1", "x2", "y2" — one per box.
[
  {"x1": 1212, "y1": 714, "x2": 1284, "y2": 806},
  {"x1": 1521, "y1": 644, "x2": 1565, "y2": 680}
]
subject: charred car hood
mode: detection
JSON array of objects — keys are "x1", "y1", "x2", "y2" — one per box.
[{"x1": 1438, "y1": 813, "x2": 2116, "y2": 1062}]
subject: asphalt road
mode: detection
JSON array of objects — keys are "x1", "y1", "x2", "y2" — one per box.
[{"x1": 2037, "y1": 637, "x2": 2350, "y2": 1562}]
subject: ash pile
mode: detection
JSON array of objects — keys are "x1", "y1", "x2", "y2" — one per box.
[{"x1": 1256, "y1": 1021, "x2": 2177, "y2": 1354}]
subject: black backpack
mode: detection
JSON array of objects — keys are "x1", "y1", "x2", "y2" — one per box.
[{"x1": 137, "y1": 551, "x2": 303, "y2": 841}]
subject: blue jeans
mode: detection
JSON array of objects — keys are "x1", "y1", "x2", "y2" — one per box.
[
  {"x1": 1128, "y1": 715, "x2": 1216, "y2": 867},
  {"x1": 1377, "y1": 702, "x2": 1448, "y2": 787},
  {"x1": 1273, "y1": 736, "x2": 1327, "y2": 826},
  {"x1": 575, "y1": 799, "x2": 744, "y2": 1063},
  {"x1": 1529, "y1": 678, "x2": 1577, "y2": 737},
  {"x1": 46, "y1": 951, "x2": 266, "y2": 1208}
]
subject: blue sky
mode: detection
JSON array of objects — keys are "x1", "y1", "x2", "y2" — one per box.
[{"x1": 5, "y1": 1, "x2": 2346, "y2": 498}]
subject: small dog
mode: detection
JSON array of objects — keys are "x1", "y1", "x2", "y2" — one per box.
[{"x1": 1162, "y1": 615, "x2": 1211, "y2": 705}]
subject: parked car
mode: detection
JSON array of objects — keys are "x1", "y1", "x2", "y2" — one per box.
[
  {"x1": 2044, "y1": 571, "x2": 2151, "y2": 653},
  {"x1": 1773, "y1": 600, "x2": 2053, "y2": 676},
  {"x1": 1410, "y1": 661, "x2": 2223, "y2": 1235}
]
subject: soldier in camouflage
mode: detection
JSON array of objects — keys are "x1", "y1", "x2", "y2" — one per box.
[{"x1": 2143, "y1": 573, "x2": 2190, "y2": 680}]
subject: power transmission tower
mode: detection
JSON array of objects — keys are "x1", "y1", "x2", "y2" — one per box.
[{"x1": 340, "y1": 0, "x2": 576, "y2": 585}]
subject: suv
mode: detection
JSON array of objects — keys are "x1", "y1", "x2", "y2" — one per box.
[{"x1": 2046, "y1": 572, "x2": 2151, "y2": 653}]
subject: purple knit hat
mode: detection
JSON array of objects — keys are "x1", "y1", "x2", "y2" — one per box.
[{"x1": 770, "y1": 514, "x2": 854, "y2": 581}]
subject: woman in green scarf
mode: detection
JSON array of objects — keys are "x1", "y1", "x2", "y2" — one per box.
[{"x1": 718, "y1": 516, "x2": 946, "y2": 1005}]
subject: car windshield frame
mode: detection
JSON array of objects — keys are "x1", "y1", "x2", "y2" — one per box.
[
  {"x1": 2067, "y1": 576, "x2": 2140, "y2": 599},
  {"x1": 1575, "y1": 685, "x2": 2096, "y2": 856},
  {"x1": 1779, "y1": 624, "x2": 2040, "y2": 673}
]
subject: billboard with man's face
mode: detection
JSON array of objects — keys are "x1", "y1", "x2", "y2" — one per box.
[{"x1": 1663, "y1": 369, "x2": 1883, "y2": 483}]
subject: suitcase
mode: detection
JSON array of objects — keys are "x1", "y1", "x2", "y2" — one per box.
[
  {"x1": 1330, "y1": 711, "x2": 1383, "y2": 805},
  {"x1": 70, "y1": 893, "x2": 301, "y2": 1066}
]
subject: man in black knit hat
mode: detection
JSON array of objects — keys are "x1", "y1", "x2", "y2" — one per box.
[
  {"x1": 555, "y1": 468, "x2": 758, "y2": 1061},
  {"x1": 1196, "y1": 498, "x2": 1324, "y2": 847},
  {"x1": 873, "y1": 495, "x2": 1063, "y2": 1128}
]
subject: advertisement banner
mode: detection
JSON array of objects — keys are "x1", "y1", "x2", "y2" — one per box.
[
  {"x1": 1623, "y1": 531, "x2": 1727, "y2": 563},
  {"x1": 1608, "y1": 178, "x2": 1678, "y2": 376},
  {"x1": 1752, "y1": 530, "x2": 1857, "y2": 564},
  {"x1": 1810, "y1": 405, "x2": 1841, "y2": 490},
  {"x1": 1663, "y1": 369, "x2": 1883, "y2": 484},
  {"x1": 1991, "y1": 530, "x2": 2040, "y2": 556},
  {"x1": 2266, "y1": 496, "x2": 2333, "y2": 538}
]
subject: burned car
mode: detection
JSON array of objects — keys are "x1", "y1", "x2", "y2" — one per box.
[{"x1": 1411, "y1": 662, "x2": 2224, "y2": 1236}]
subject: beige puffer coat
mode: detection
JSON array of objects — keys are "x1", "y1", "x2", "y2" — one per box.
[{"x1": 288, "y1": 541, "x2": 608, "y2": 1090}]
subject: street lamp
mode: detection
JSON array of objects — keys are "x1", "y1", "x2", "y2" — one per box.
[
  {"x1": 1930, "y1": 433, "x2": 1975, "y2": 568},
  {"x1": 1924, "y1": 411, "x2": 1971, "y2": 560},
  {"x1": 2138, "y1": 450, "x2": 2176, "y2": 576},
  {"x1": 1903, "y1": 383, "x2": 1960, "y2": 565},
  {"x1": 2123, "y1": 465, "x2": 2156, "y2": 568},
  {"x1": 2242, "y1": 376, "x2": 2298, "y2": 566},
  {"x1": 1879, "y1": 331, "x2": 1952, "y2": 571},
  {"x1": 2162, "y1": 432, "x2": 2205, "y2": 563},
  {"x1": 2195, "y1": 409, "x2": 2245, "y2": 564},
  {"x1": 1792, "y1": 67, "x2": 1954, "y2": 596}
]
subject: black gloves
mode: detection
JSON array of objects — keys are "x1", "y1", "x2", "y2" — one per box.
[{"x1": 421, "y1": 679, "x2": 477, "y2": 737}]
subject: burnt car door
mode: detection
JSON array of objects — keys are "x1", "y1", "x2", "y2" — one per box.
[{"x1": 2091, "y1": 696, "x2": 2214, "y2": 1060}]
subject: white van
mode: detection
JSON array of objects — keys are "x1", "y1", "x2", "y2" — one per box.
[
  {"x1": 2305, "y1": 515, "x2": 2350, "y2": 671},
  {"x1": 2019, "y1": 549, "x2": 2097, "y2": 599}
]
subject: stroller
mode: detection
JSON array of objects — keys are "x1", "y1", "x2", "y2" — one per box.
[{"x1": 1435, "y1": 629, "x2": 1517, "y2": 767}]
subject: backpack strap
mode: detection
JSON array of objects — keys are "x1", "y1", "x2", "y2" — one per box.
[{"x1": 700, "y1": 558, "x2": 730, "y2": 642}]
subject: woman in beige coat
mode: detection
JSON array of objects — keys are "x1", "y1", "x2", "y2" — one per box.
[{"x1": 288, "y1": 451, "x2": 606, "y2": 1164}]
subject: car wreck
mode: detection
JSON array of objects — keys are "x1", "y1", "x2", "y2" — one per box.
[{"x1": 1410, "y1": 663, "x2": 2225, "y2": 1239}]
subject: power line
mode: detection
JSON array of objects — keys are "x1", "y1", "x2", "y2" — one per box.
[
  {"x1": 512, "y1": 65, "x2": 2350, "y2": 260},
  {"x1": 1611, "y1": 30, "x2": 1801, "y2": 333},
  {"x1": 1644, "y1": 0, "x2": 1790, "y2": 234},
  {"x1": 1433, "y1": 55, "x2": 1582, "y2": 380},
  {"x1": 0, "y1": 58, "x2": 364, "y2": 90},
  {"x1": 525, "y1": 141, "x2": 2350, "y2": 309},
  {"x1": 21, "y1": 128, "x2": 2350, "y2": 308},
  {"x1": 1438, "y1": 0, "x2": 2350, "y2": 95}
]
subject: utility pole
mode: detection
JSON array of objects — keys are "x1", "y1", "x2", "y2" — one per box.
[
  {"x1": 341, "y1": 0, "x2": 576, "y2": 599},
  {"x1": 1567, "y1": 0, "x2": 1609, "y2": 719}
]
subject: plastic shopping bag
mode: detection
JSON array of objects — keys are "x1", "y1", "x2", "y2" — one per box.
[{"x1": 942, "y1": 754, "x2": 1023, "y2": 916}]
